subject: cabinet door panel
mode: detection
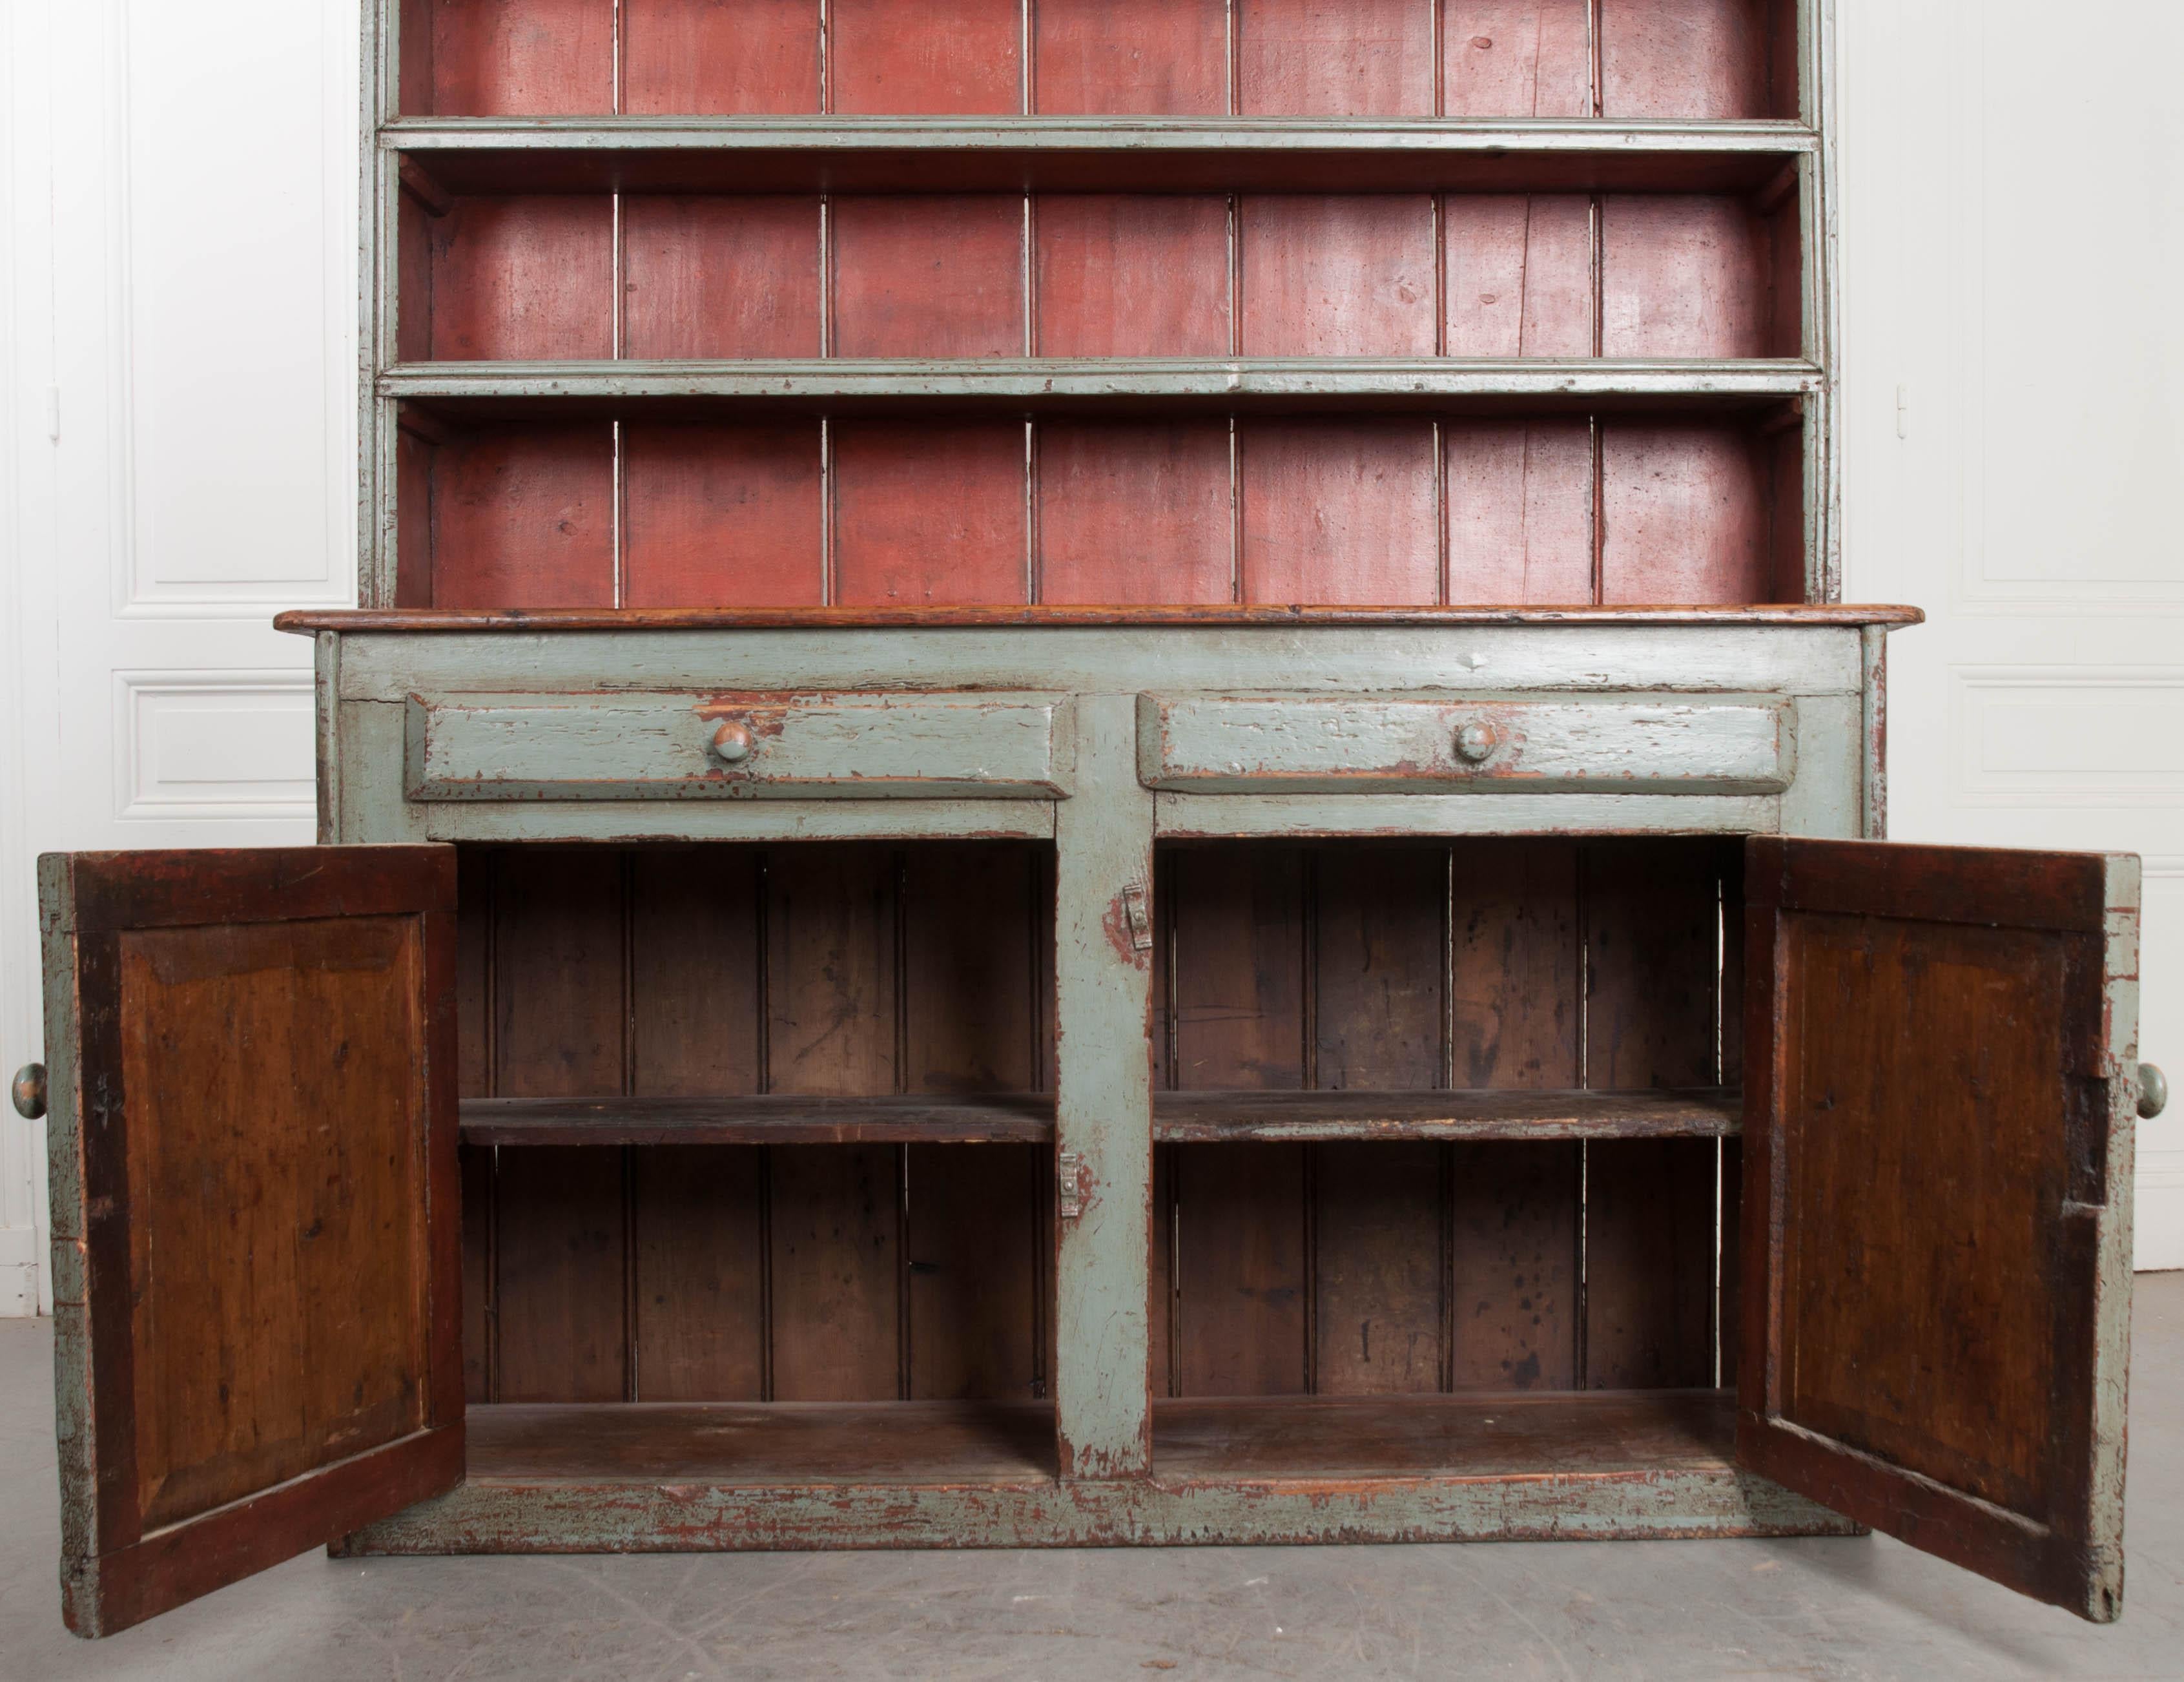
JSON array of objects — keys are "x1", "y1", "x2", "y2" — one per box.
[
  {"x1": 41, "y1": 847, "x2": 462, "y2": 1638},
  {"x1": 1739, "y1": 837, "x2": 2138, "y2": 1622}
]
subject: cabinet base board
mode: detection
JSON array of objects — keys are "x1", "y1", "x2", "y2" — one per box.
[{"x1": 335, "y1": 1467, "x2": 1855, "y2": 1553}]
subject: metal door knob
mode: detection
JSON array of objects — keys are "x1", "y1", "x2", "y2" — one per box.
[
  {"x1": 12, "y1": 1064, "x2": 46, "y2": 1120},
  {"x1": 1453, "y1": 721, "x2": 1499, "y2": 764},
  {"x1": 2141, "y1": 1063, "x2": 2169, "y2": 1120},
  {"x1": 711, "y1": 721, "x2": 756, "y2": 764}
]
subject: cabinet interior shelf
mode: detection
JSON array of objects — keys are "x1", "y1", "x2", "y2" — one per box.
[
  {"x1": 464, "y1": 1389, "x2": 1738, "y2": 1486},
  {"x1": 387, "y1": 118, "x2": 1813, "y2": 197},
  {"x1": 457, "y1": 1087, "x2": 1740, "y2": 1148},
  {"x1": 387, "y1": 358, "x2": 1819, "y2": 419}
]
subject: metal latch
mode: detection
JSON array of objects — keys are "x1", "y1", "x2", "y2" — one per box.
[
  {"x1": 1058, "y1": 1151, "x2": 1089, "y2": 1221},
  {"x1": 1121, "y1": 884, "x2": 1153, "y2": 953}
]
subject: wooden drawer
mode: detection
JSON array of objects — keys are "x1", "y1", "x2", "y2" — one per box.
[
  {"x1": 405, "y1": 692, "x2": 1072, "y2": 801},
  {"x1": 1137, "y1": 693, "x2": 1795, "y2": 794}
]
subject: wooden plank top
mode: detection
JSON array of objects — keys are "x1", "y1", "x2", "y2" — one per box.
[
  {"x1": 456, "y1": 1087, "x2": 1742, "y2": 1146},
  {"x1": 1154, "y1": 1087, "x2": 1742, "y2": 1142},
  {"x1": 278, "y1": 604, "x2": 1924, "y2": 636}
]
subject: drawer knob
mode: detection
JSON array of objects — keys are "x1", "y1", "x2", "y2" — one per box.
[
  {"x1": 2141, "y1": 1063, "x2": 2169, "y2": 1120},
  {"x1": 1453, "y1": 721, "x2": 1499, "y2": 765},
  {"x1": 11, "y1": 1064, "x2": 46, "y2": 1121},
  {"x1": 711, "y1": 721, "x2": 756, "y2": 764}
]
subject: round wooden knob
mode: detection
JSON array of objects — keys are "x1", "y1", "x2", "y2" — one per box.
[
  {"x1": 12, "y1": 1064, "x2": 46, "y2": 1121},
  {"x1": 2140, "y1": 1063, "x2": 2168, "y2": 1120},
  {"x1": 711, "y1": 721, "x2": 756, "y2": 764},
  {"x1": 1453, "y1": 721, "x2": 1499, "y2": 764}
]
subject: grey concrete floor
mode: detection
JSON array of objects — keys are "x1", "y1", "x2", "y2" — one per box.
[{"x1": 5, "y1": 1283, "x2": 2183, "y2": 1681}]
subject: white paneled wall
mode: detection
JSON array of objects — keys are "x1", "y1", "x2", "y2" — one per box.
[
  {"x1": 0, "y1": 1, "x2": 2179, "y2": 1313},
  {"x1": 0, "y1": 1, "x2": 356, "y2": 1313},
  {"x1": 1836, "y1": 3, "x2": 2184, "y2": 1264}
]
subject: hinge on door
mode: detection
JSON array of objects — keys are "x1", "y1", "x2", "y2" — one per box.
[
  {"x1": 1058, "y1": 1151, "x2": 1089, "y2": 1221},
  {"x1": 1121, "y1": 884, "x2": 1153, "y2": 953}
]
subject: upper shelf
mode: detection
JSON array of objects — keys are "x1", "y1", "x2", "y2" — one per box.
[
  {"x1": 385, "y1": 118, "x2": 1815, "y2": 196},
  {"x1": 385, "y1": 358, "x2": 1822, "y2": 418}
]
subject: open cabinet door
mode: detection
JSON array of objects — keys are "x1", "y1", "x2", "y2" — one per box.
[
  {"x1": 40, "y1": 847, "x2": 462, "y2": 1638},
  {"x1": 1739, "y1": 837, "x2": 2139, "y2": 1622}
]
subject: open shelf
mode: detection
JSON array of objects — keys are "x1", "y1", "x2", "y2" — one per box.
[
  {"x1": 1154, "y1": 1087, "x2": 1740, "y2": 1142},
  {"x1": 468, "y1": 1399, "x2": 1057, "y2": 1486},
  {"x1": 387, "y1": 358, "x2": 1820, "y2": 417},
  {"x1": 390, "y1": 119, "x2": 1814, "y2": 196},
  {"x1": 1154, "y1": 1389, "x2": 1736, "y2": 1479},
  {"x1": 457, "y1": 1088, "x2": 1736, "y2": 1147},
  {"x1": 460, "y1": 1092, "x2": 1055, "y2": 1147},
  {"x1": 461, "y1": 1390, "x2": 1735, "y2": 1486}
]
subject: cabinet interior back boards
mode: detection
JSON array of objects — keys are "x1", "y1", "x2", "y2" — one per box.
[{"x1": 23, "y1": 0, "x2": 2163, "y2": 1639}]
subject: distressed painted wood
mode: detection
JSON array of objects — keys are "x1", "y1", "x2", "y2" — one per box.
[
  {"x1": 406, "y1": 692, "x2": 1072, "y2": 801},
  {"x1": 382, "y1": 121, "x2": 1818, "y2": 199},
  {"x1": 378, "y1": 357, "x2": 1821, "y2": 408},
  {"x1": 1153, "y1": 1087, "x2": 1738, "y2": 1142},
  {"x1": 461, "y1": 1093, "x2": 1055, "y2": 1147},
  {"x1": 1138, "y1": 694, "x2": 1794, "y2": 794},
  {"x1": 39, "y1": 847, "x2": 463, "y2": 1637},
  {"x1": 1740, "y1": 838, "x2": 2140, "y2": 1623},
  {"x1": 1051, "y1": 694, "x2": 1156, "y2": 1479}
]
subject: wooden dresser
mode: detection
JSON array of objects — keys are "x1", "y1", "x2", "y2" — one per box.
[{"x1": 19, "y1": 0, "x2": 2163, "y2": 1638}]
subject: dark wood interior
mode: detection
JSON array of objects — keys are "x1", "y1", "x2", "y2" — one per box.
[
  {"x1": 399, "y1": 1, "x2": 1801, "y2": 121},
  {"x1": 460, "y1": 836, "x2": 1742, "y2": 1467}
]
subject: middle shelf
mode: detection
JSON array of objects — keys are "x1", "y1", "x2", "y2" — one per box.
[
  {"x1": 387, "y1": 358, "x2": 1819, "y2": 415},
  {"x1": 458, "y1": 1086, "x2": 1742, "y2": 1148}
]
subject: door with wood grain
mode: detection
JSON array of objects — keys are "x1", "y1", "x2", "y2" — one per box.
[
  {"x1": 38, "y1": 846, "x2": 462, "y2": 1638},
  {"x1": 1738, "y1": 836, "x2": 2142, "y2": 1621}
]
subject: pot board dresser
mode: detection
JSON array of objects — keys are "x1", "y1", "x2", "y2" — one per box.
[{"x1": 19, "y1": 0, "x2": 2169, "y2": 1640}]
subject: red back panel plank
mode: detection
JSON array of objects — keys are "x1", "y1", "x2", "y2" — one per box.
[
  {"x1": 1239, "y1": 422, "x2": 1439, "y2": 604},
  {"x1": 1312, "y1": 846, "x2": 1448, "y2": 1395},
  {"x1": 831, "y1": 198, "x2": 1025, "y2": 358},
  {"x1": 1599, "y1": 0, "x2": 1773, "y2": 119},
  {"x1": 489, "y1": 849, "x2": 628, "y2": 1402},
  {"x1": 765, "y1": 846, "x2": 900, "y2": 1399},
  {"x1": 1443, "y1": 1, "x2": 1593, "y2": 116},
  {"x1": 622, "y1": 196, "x2": 821, "y2": 359},
  {"x1": 1032, "y1": 0, "x2": 1230, "y2": 115},
  {"x1": 1448, "y1": 838, "x2": 1580, "y2": 1389},
  {"x1": 1177, "y1": 1143, "x2": 1310, "y2": 1395},
  {"x1": 429, "y1": 424, "x2": 615, "y2": 609},
  {"x1": 1241, "y1": 196, "x2": 1437, "y2": 357},
  {"x1": 1036, "y1": 422, "x2": 1233, "y2": 605},
  {"x1": 1444, "y1": 420, "x2": 1595, "y2": 603},
  {"x1": 768, "y1": 1145, "x2": 902, "y2": 1400},
  {"x1": 1171, "y1": 846, "x2": 1308, "y2": 1396},
  {"x1": 629, "y1": 849, "x2": 765, "y2": 1401},
  {"x1": 903, "y1": 846, "x2": 1044, "y2": 1400},
  {"x1": 429, "y1": 199, "x2": 612, "y2": 361},
  {"x1": 1602, "y1": 196, "x2": 1773, "y2": 359},
  {"x1": 832, "y1": 422, "x2": 1029, "y2": 606},
  {"x1": 621, "y1": 0, "x2": 823, "y2": 114},
  {"x1": 1034, "y1": 197, "x2": 1231, "y2": 358},
  {"x1": 1238, "y1": 0, "x2": 1436, "y2": 116},
  {"x1": 622, "y1": 421, "x2": 826, "y2": 608},
  {"x1": 1585, "y1": 1137, "x2": 1717, "y2": 1388},
  {"x1": 1598, "y1": 423, "x2": 1769, "y2": 605},
  {"x1": 1582, "y1": 840, "x2": 1730, "y2": 1389},
  {"x1": 830, "y1": 0, "x2": 1023, "y2": 115},
  {"x1": 1443, "y1": 195, "x2": 1594, "y2": 358},
  {"x1": 430, "y1": 0, "x2": 613, "y2": 115}
]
